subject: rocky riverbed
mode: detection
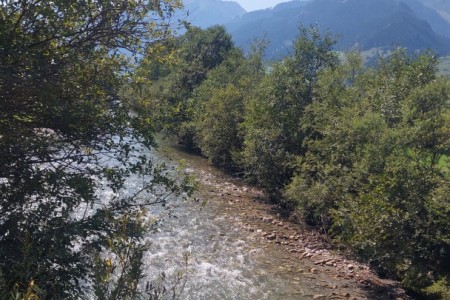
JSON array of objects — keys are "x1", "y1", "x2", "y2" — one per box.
[{"x1": 157, "y1": 140, "x2": 412, "y2": 300}]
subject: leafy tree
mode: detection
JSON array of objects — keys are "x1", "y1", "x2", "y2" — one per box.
[
  {"x1": 190, "y1": 45, "x2": 265, "y2": 170},
  {"x1": 285, "y1": 49, "x2": 450, "y2": 297},
  {"x1": 240, "y1": 26, "x2": 338, "y2": 196},
  {"x1": 193, "y1": 85, "x2": 245, "y2": 168},
  {"x1": 134, "y1": 25, "x2": 235, "y2": 149},
  {"x1": 284, "y1": 61, "x2": 359, "y2": 225},
  {"x1": 0, "y1": 0, "x2": 192, "y2": 298}
]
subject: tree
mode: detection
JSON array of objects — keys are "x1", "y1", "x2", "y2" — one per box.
[
  {"x1": 240, "y1": 25, "x2": 338, "y2": 197},
  {"x1": 190, "y1": 44, "x2": 265, "y2": 170},
  {"x1": 136, "y1": 25, "x2": 235, "y2": 148},
  {"x1": 0, "y1": 0, "x2": 192, "y2": 298},
  {"x1": 285, "y1": 49, "x2": 450, "y2": 297}
]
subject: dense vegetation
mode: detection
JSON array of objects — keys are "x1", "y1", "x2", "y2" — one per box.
[
  {"x1": 135, "y1": 25, "x2": 450, "y2": 298},
  {"x1": 2, "y1": 0, "x2": 449, "y2": 297},
  {"x1": 0, "y1": 0, "x2": 193, "y2": 298}
]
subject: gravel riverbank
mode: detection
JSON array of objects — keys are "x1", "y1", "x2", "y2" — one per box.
[{"x1": 158, "y1": 140, "x2": 412, "y2": 300}]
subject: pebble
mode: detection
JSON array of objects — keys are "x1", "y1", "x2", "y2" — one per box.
[
  {"x1": 262, "y1": 216, "x2": 273, "y2": 222},
  {"x1": 266, "y1": 233, "x2": 277, "y2": 240}
]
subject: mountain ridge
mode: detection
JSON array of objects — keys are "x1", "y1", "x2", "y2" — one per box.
[
  {"x1": 180, "y1": 0, "x2": 246, "y2": 28},
  {"x1": 180, "y1": 0, "x2": 450, "y2": 59}
]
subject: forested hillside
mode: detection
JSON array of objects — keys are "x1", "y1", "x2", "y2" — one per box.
[{"x1": 133, "y1": 25, "x2": 450, "y2": 299}]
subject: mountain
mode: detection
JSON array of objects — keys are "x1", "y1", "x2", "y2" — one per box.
[
  {"x1": 221, "y1": 0, "x2": 450, "y2": 59},
  {"x1": 419, "y1": 0, "x2": 450, "y2": 23},
  {"x1": 408, "y1": 0, "x2": 450, "y2": 38},
  {"x1": 181, "y1": 0, "x2": 246, "y2": 28},
  {"x1": 178, "y1": 0, "x2": 450, "y2": 60}
]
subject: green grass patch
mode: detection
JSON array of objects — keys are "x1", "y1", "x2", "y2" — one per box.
[{"x1": 438, "y1": 56, "x2": 450, "y2": 77}]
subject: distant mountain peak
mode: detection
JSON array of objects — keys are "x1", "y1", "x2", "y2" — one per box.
[
  {"x1": 180, "y1": 0, "x2": 450, "y2": 60},
  {"x1": 180, "y1": 0, "x2": 246, "y2": 28}
]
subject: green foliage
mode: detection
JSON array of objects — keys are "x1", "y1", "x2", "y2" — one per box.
[
  {"x1": 285, "y1": 49, "x2": 450, "y2": 296},
  {"x1": 240, "y1": 26, "x2": 338, "y2": 196},
  {"x1": 0, "y1": 0, "x2": 193, "y2": 298},
  {"x1": 132, "y1": 25, "x2": 235, "y2": 148},
  {"x1": 133, "y1": 26, "x2": 265, "y2": 169},
  {"x1": 193, "y1": 85, "x2": 244, "y2": 168},
  {"x1": 423, "y1": 278, "x2": 450, "y2": 299},
  {"x1": 190, "y1": 45, "x2": 265, "y2": 169},
  {"x1": 438, "y1": 56, "x2": 450, "y2": 77},
  {"x1": 130, "y1": 22, "x2": 450, "y2": 298}
]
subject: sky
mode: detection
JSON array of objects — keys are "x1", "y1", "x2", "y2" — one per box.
[{"x1": 231, "y1": 0, "x2": 289, "y2": 12}]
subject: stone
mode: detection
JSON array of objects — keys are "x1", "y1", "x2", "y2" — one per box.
[
  {"x1": 266, "y1": 233, "x2": 277, "y2": 240},
  {"x1": 262, "y1": 216, "x2": 273, "y2": 222}
]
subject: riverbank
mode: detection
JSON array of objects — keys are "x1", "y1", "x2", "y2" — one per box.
[{"x1": 158, "y1": 139, "x2": 411, "y2": 300}]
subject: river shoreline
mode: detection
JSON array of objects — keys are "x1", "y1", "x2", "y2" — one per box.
[{"x1": 158, "y1": 139, "x2": 411, "y2": 300}]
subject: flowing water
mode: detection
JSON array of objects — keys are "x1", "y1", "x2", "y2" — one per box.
[{"x1": 132, "y1": 140, "x2": 407, "y2": 300}]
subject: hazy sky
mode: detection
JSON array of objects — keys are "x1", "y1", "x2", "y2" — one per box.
[{"x1": 231, "y1": 0, "x2": 289, "y2": 11}]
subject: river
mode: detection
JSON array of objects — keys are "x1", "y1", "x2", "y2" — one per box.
[{"x1": 137, "y1": 139, "x2": 409, "y2": 300}]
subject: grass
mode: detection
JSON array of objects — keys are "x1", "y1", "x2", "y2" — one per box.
[{"x1": 438, "y1": 55, "x2": 450, "y2": 77}]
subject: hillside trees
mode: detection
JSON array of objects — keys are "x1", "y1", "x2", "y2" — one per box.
[{"x1": 0, "y1": 0, "x2": 192, "y2": 298}]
